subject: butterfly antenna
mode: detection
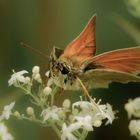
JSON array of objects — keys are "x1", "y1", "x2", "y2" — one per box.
[{"x1": 20, "y1": 42, "x2": 49, "y2": 58}]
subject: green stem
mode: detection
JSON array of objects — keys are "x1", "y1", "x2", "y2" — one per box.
[
  {"x1": 79, "y1": 129, "x2": 88, "y2": 140},
  {"x1": 19, "y1": 85, "x2": 44, "y2": 108},
  {"x1": 12, "y1": 114, "x2": 48, "y2": 127},
  {"x1": 50, "y1": 121, "x2": 61, "y2": 139},
  {"x1": 51, "y1": 86, "x2": 60, "y2": 106},
  {"x1": 51, "y1": 94, "x2": 54, "y2": 106}
]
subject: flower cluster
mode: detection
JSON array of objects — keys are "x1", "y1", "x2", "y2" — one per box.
[
  {"x1": 0, "y1": 122, "x2": 14, "y2": 140},
  {"x1": 1, "y1": 66, "x2": 115, "y2": 140},
  {"x1": 0, "y1": 102, "x2": 15, "y2": 121},
  {"x1": 0, "y1": 102, "x2": 15, "y2": 140},
  {"x1": 125, "y1": 97, "x2": 140, "y2": 140}
]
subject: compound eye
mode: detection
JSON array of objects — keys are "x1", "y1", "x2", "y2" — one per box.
[
  {"x1": 61, "y1": 66, "x2": 69, "y2": 74},
  {"x1": 52, "y1": 64, "x2": 59, "y2": 73}
]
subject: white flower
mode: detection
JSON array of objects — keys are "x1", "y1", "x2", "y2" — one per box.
[
  {"x1": 92, "y1": 104, "x2": 115, "y2": 125},
  {"x1": 72, "y1": 100, "x2": 115, "y2": 125},
  {"x1": 41, "y1": 106, "x2": 61, "y2": 122},
  {"x1": 61, "y1": 123, "x2": 77, "y2": 140},
  {"x1": 0, "y1": 102, "x2": 15, "y2": 121},
  {"x1": 103, "y1": 104, "x2": 115, "y2": 125},
  {"x1": 74, "y1": 116, "x2": 93, "y2": 131},
  {"x1": 125, "y1": 98, "x2": 140, "y2": 118},
  {"x1": 72, "y1": 101, "x2": 93, "y2": 111},
  {"x1": 0, "y1": 123, "x2": 14, "y2": 140},
  {"x1": 129, "y1": 120, "x2": 140, "y2": 140},
  {"x1": 8, "y1": 70, "x2": 29, "y2": 86}
]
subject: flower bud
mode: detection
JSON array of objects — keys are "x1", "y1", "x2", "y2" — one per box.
[
  {"x1": 93, "y1": 120, "x2": 102, "y2": 127},
  {"x1": 32, "y1": 66, "x2": 40, "y2": 74},
  {"x1": 25, "y1": 77, "x2": 31, "y2": 83},
  {"x1": 63, "y1": 99, "x2": 71, "y2": 109},
  {"x1": 33, "y1": 73, "x2": 42, "y2": 83},
  {"x1": 45, "y1": 71, "x2": 50, "y2": 77},
  {"x1": 26, "y1": 107, "x2": 34, "y2": 116},
  {"x1": 125, "y1": 103, "x2": 133, "y2": 114},
  {"x1": 13, "y1": 111, "x2": 20, "y2": 119},
  {"x1": 43, "y1": 86, "x2": 52, "y2": 96}
]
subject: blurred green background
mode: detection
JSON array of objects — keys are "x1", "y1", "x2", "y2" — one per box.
[{"x1": 0, "y1": 0, "x2": 140, "y2": 140}]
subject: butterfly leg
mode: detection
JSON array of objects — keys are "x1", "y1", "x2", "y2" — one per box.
[
  {"x1": 76, "y1": 76, "x2": 91, "y2": 100},
  {"x1": 76, "y1": 76, "x2": 108, "y2": 115}
]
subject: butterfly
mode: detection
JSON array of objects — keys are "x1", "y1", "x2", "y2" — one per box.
[{"x1": 49, "y1": 15, "x2": 140, "y2": 92}]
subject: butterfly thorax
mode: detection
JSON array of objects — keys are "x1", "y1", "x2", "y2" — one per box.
[{"x1": 50, "y1": 58, "x2": 82, "y2": 90}]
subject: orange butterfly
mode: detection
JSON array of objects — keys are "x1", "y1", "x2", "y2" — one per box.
[{"x1": 49, "y1": 15, "x2": 140, "y2": 92}]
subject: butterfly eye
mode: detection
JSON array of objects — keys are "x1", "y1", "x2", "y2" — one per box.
[
  {"x1": 61, "y1": 66, "x2": 69, "y2": 74},
  {"x1": 51, "y1": 63, "x2": 59, "y2": 73}
]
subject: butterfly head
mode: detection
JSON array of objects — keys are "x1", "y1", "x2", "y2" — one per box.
[
  {"x1": 50, "y1": 47, "x2": 71, "y2": 75},
  {"x1": 49, "y1": 47, "x2": 97, "y2": 90}
]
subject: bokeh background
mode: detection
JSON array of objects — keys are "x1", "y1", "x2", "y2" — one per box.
[{"x1": 0, "y1": 0, "x2": 140, "y2": 140}]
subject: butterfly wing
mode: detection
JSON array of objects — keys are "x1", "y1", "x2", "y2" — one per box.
[
  {"x1": 83, "y1": 69, "x2": 140, "y2": 88},
  {"x1": 60, "y1": 15, "x2": 96, "y2": 66},
  {"x1": 83, "y1": 46, "x2": 140, "y2": 74},
  {"x1": 82, "y1": 46, "x2": 140, "y2": 88}
]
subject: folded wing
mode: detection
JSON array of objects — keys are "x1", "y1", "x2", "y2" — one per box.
[
  {"x1": 83, "y1": 69, "x2": 140, "y2": 88},
  {"x1": 82, "y1": 46, "x2": 140, "y2": 88}
]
